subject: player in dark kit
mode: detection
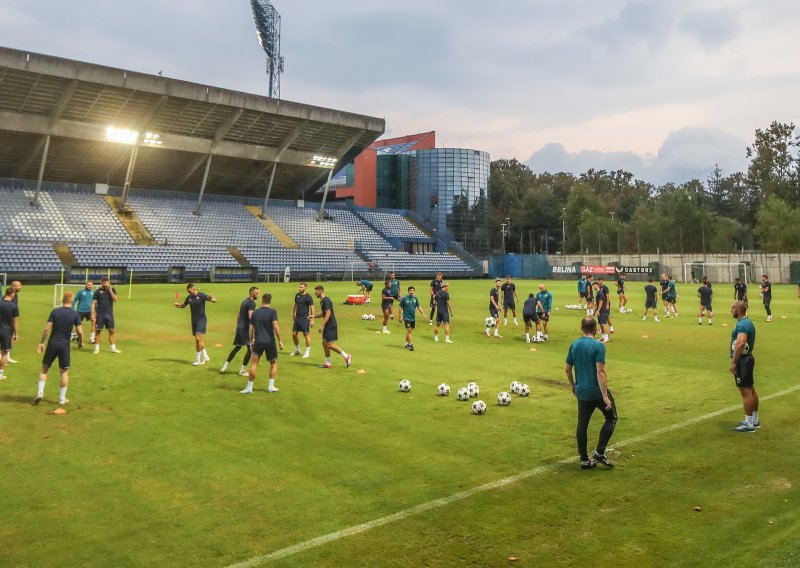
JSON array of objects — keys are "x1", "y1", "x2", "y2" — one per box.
[
  {"x1": 597, "y1": 277, "x2": 616, "y2": 334},
  {"x1": 380, "y1": 280, "x2": 394, "y2": 335},
  {"x1": 616, "y1": 272, "x2": 628, "y2": 313},
  {"x1": 175, "y1": 283, "x2": 217, "y2": 366},
  {"x1": 697, "y1": 282, "x2": 713, "y2": 325},
  {"x1": 501, "y1": 275, "x2": 519, "y2": 326},
  {"x1": 730, "y1": 301, "x2": 759, "y2": 432},
  {"x1": 34, "y1": 291, "x2": 84, "y2": 405},
  {"x1": 522, "y1": 293, "x2": 542, "y2": 344},
  {"x1": 428, "y1": 272, "x2": 444, "y2": 325},
  {"x1": 313, "y1": 286, "x2": 351, "y2": 369},
  {"x1": 659, "y1": 273, "x2": 671, "y2": 317},
  {"x1": 387, "y1": 272, "x2": 401, "y2": 322},
  {"x1": 485, "y1": 279, "x2": 503, "y2": 338},
  {"x1": 289, "y1": 282, "x2": 315, "y2": 358},
  {"x1": 92, "y1": 277, "x2": 121, "y2": 355},
  {"x1": 760, "y1": 275, "x2": 772, "y2": 322},
  {"x1": 5, "y1": 280, "x2": 21, "y2": 364},
  {"x1": 221, "y1": 287, "x2": 259, "y2": 376},
  {"x1": 585, "y1": 275, "x2": 595, "y2": 315},
  {"x1": 594, "y1": 281, "x2": 610, "y2": 343},
  {"x1": 399, "y1": 286, "x2": 427, "y2": 351},
  {"x1": 0, "y1": 287, "x2": 19, "y2": 381},
  {"x1": 577, "y1": 275, "x2": 588, "y2": 310},
  {"x1": 733, "y1": 277, "x2": 748, "y2": 308},
  {"x1": 642, "y1": 278, "x2": 660, "y2": 322},
  {"x1": 565, "y1": 316, "x2": 617, "y2": 469},
  {"x1": 240, "y1": 294, "x2": 284, "y2": 394},
  {"x1": 433, "y1": 282, "x2": 454, "y2": 343}
]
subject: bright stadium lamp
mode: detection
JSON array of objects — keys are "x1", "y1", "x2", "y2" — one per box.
[
  {"x1": 309, "y1": 155, "x2": 337, "y2": 169},
  {"x1": 143, "y1": 132, "x2": 163, "y2": 146},
  {"x1": 106, "y1": 126, "x2": 139, "y2": 145}
]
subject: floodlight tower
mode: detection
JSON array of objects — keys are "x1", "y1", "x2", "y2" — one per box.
[{"x1": 251, "y1": 0, "x2": 284, "y2": 99}]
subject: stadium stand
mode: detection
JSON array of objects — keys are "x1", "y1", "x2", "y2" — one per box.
[
  {"x1": 266, "y1": 204, "x2": 394, "y2": 250},
  {"x1": 0, "y1": 242, "x2": 63, "y2": 272},
  {"x1": 128, "y1": 197, "x2": 282, "y2": 248},
  {"x1": 0, "y1": 187, "x2": 133, "y2": 244},
  {"x1": 240, "y1": 248, "x2": 369, "y2": 274},
  {"x1": 363, "y1": 251, "x2": 473, "y2": 274},
  {"x1": 357, "y1": 210, "x2": 431, "y2": 240},
  {"x1": 69, "y1": 245, "x2": 240, "y2": 272}
]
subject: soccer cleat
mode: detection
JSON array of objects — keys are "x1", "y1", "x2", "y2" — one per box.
[
  {"x1": 93, "y1": 348, "x2": 100, "y2": 355},
  {"x1": 445, "y1": 338, "x2": 454, "y2": 344},
  {"x1": 580, "y1": 460, "x2": 597, "y2": 470},
  {"x1": 59, "y1": 398, "x2": 69, "y2": 405},
  {"x1": 484, "y1": 329, "x2": 490, "y2": 337},
  {"x1": 709, "y1": 321, "x2": 713, "y2": 326},
  {"x1": 698, "y1": 322, "x2": 702, "y2": 326},
  {"x1": 494, "y1": 334, "x2": 503, "y2": 338},
  {"x1": 642, "y1": 316, "x2": 646, "y2": 321},
  {"x1": 111, "y1": 347, "x2": 122, "y2": 354},
  {"x1": 301, "y1": 352, "x2": 311, "y2": 359},
  {"x1": 267, "y1": 386, "x2": 279, "y2": 393},
  {"x1": 654, "y1": 317, "x2": 660, "y2": 322},
  {"x1": 220, "y1": 362, "x2": 229, "y2": 373},
  {"x1": 239, "y1": 388, "x2": 252, "y2": 394},
  {"x1": 739, "y1": 421, "x2": 761, "y2": 429},
  {"x1": 202, "y1": 354, "x2": 211, "y2": 363},
  {"x1": 238, "y1": 369, "x2": 249, "y2": 377},
  {"x1": 408, "y1": 345, "x2": 415, "y2": 351},
  {"x1": 344, "y1": 354, "x2": 352, "y2": 367},
  {"x1": 592, "y1": 452, "x2": 614, "y2": 468},
  {"x1": 33, "y1": 394, "x2": 43, "y2": 405},
  {"x1": 319, "y1": 362, "x2": 332, "y2": 369},
  {"x1": 0, "y1": 374, "x2": 6, "y2": 381},
  {"x1": 382, "y1": 329, "x2": 391, "y2": 335},
  {"x1": 733, "y1": 423, "x2": 755, "y2": 432},
  {"x1": 193, "y1": 359, "x2": 203, "y2": 366},
  {"x1": 289, "y1": 350, "x2": 300, "y2": 356},
  {"x1": 6, "y1": 357, "x2": 18, "y2": 364},
  {"x1": 434, "y1": 336, "x2": 440, "y2": 342}
]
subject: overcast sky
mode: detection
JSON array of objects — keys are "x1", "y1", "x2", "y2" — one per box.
[{"x1": 2, "y1": 0, "x2": 799, "y2": 185}]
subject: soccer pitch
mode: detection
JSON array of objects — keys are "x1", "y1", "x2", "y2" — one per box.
[{"x1": 2, "y1": 280, "x2": 799, "y2": 567}]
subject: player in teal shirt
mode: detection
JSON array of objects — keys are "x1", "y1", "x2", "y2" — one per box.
[
  {"x1": 387, "y1": 272, "x2": 401, "y2": 322},
  {"x1": 73, "y1": 281, "x2": 96, "y2": 342},
  {"x1": 730, "y1": 301, "x2": 759, "y2": 432},
  {"x1": 565, "y1": 316, "x2": 617, "y2": 469},
  {"x1": 399, "y1": 286, "x2": 425, "y2": 351},
  {"x1": 577, "y1": 276, "x2": 588, "y2": 309},
  {"x1": 536, "y1": 284, "x2": 554, "y2": 341}
]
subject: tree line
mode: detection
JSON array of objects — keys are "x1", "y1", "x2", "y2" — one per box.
[{"x1": 488, "y1": 121, "x2": 800, "y2": 255}]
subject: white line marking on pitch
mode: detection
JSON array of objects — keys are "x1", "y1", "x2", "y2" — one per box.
[{"x1": 224, "y1": 384, "x2": 800, "y2": 568}]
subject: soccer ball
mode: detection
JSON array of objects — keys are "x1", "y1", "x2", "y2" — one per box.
[
  {"x1": 518, "y1": 383, "x2": 530, "y2": 397},
  {"x1": 399, "y1": 379, "x2": 412, "y2": 392},
  {"x1": 626, "y1": 308, "x2": 633, "y2": 314},
  {"x1": 361, "y1": 314, "x2": 369, "y2": 320},
  {"x1": 368, "y1": 314, "x2": 376, "y2": 320},
  {"x1": 467, "y1": 383, "x2": 480, "y2": 398},
  {"x1": 457, "y1": 387, "x2": 470, "y2": 401},
  {"x1": 472, "y1": 400, "x2": 487, "y2": 415},
  {"x1": 484, "y1": 316, "x2": 496, "y2": 328},
  {"x1": 510, "y1": 380, "x2": 521, "y2": 394},
  {"x1": 437, "y1": 383, "x2": 450, "y2": 396},
  {"x1": 497, "y1": 392, "x2": 512, "y2": 406}
]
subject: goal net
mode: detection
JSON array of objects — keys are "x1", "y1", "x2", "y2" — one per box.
[
  {"x1": 53, "y1": 283, "x2": 86, "y2": 307},
  {"x1": 683, "y1": 262, "x2": 750, "y2": 284}
]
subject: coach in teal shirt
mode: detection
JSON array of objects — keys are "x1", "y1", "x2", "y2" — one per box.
[{"x1": 73, "y1": 282, "x2": 95, "y2": 315}]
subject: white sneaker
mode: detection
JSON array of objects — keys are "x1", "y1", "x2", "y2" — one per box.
[
  {"x1": 239, "y1": 388, "x2": 252, "y2": 394},
  {"x1": 289, "y1": 350, "x2": 300, "y2": 356},
  {"x1": 655, "y1": 317, "x2": 660, "y2": 322},
  {"x1": 642, "y1": 316, "x2": 646, "y2": 321},
  {"x1": 0, "y1": 374, "x2": 6, "y2": 381},
  {"x1": 382, "y1": 329, "x2": 391, "y2": 334},
  {"x1": 6, "y1": 357, "x2": 17, "y2": 364},
  {"x1": 203, "y1": 354, "x2": 211, "y2": 363},
  {"x1": 220, "y1": 362, "x2": 229, "y2": 373},
  {"x1": 268, "y1": 386, "x2": 279, "y2": 393},
  {"x1": 434, "y1": 336, "x2": 440, "y2": 342},
  {"x1": 93, "y1": 349, "x2": 100, "y2": 355},
  {"x1": 59, "y1": 398, "x2": 69, "y2": 405},
  {"x1": 193, "y1": 359, "x2": 203, "y2": 366},
  {"x1": 238, "y1": 369, "x2": 249, "y2": 377},
  {"x1": 620, "y1": 308, "x2": 626, "y2": 313},
  {"x1": 111, "y1": 347, "x2": 122, "y2": 354},
  {"x1": 445, "y1": 338, "x2": 454, "y2": 344},
  {"x1": 484, "y1": 329, "x2": 490, "y2": 337},
  {"x1": 302, "y1": 352, "x2": 311, "y2": 359}
]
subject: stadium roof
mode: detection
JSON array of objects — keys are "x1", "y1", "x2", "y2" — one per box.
[{"x1": 0, "y1": 46, "x2": 385, "y2": 200}]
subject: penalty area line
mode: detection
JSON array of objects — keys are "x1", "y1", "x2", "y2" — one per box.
[{"x1": 224, "y1": 383, "x2": 800, "y2": 568}]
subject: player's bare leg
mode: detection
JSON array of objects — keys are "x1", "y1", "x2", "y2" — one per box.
[{"x1": 241, "y1": 353, "x2": 259, "y2": 393}]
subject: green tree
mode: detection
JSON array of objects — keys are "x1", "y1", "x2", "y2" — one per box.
[
  {"x1": 746, "y1": 121, "x2": 800, "y2": 206},
  {"x1": 754, "y1": 196, "x2": 800, "y2": 252}
]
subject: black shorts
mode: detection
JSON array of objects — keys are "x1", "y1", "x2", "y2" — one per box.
[
  {"x1": 323, "y1": 325, "x2": 338, "y2": 343},
  {"x1": 436, "y1": 311, "x2": 449, "y2": 324},
  {"x1": 404, "y1": 320, "x2": 416, "y2": 330},
  {"x1": 700, "y1": 303, "x2": 713, "y2": 312},
  {"x1": 598, "y1": 312, "x2": 609, "y2": 325},
  {"x1": 645, "y1": 299, "x2": 657, "y2": 309},
  {"x1": 579, "y1": 292, "x2": 587, "y2": 299},
  {"x1": 292, "y1": 318, "x2": 310, "y2": 334},
  {"x1": 666, "y1": 296, "x2": 677, "y2": 304},
  {"x1": 763, "y1": 297, "x2": 771, "y2": 306},
  {"x1": 734, "y1": 355, "x2": 755, "y2": 388},
  {"x1": 430, "y1": 295, "x2": 436, "y2": 308},
  {"x1": 617, "y1": 289, "x2": 625, "y2": 295},
  {"x1": 503, "y1": 300, "x2": 516, "y2": 310},
  {"x1": 0, "y1": 330, "x2": 12, "y2": 352},
  {"x1": 538, "y1": 312, "x2": 550, "y2": 322},
  {"x1": 192, "y1": 317, "x2": 207, "y2": 336},
  {"x1": 233, "y1": 327, "x2": 249, "y2": 347},
  {"x1": 489, "y1": 307, "x2": 499, "y2": 318},
  {"x1": 96, "y1": 312, "x2": 115, "y2": 332},
  {"x1": 78, "y1": 311, "x2": 92, "y2": 322},
  {"x1": 364, "y1": 284, "x2": 373, "y2": 292},
  {"x1": 252, "y1": 342, "x2": 278, "y2": 362},
  {"x1": 381, "y1": 302, "x2": 393, "y2": 312},
  {"x1": 523, "y1": 312, "x2": 538, "y2": 324},
  {"x1": 43, "y1": 341, "x2": 70, "y2": 369}
]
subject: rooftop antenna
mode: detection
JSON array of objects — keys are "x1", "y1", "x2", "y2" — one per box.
[{"x1": 250, "y1": 0, "x2": 285, "y2": 99}]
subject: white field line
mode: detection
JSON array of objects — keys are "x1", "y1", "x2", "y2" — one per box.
[{"x1": 224, "y1": 383, "x2": 800, "y2": 568}]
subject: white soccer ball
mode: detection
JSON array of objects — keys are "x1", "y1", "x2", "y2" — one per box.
[
  {"x1": 626, "y1": 308, "x2": 633, "y2": 314},
  {"x1": 510, "y1": 380, "x2": 520, "y2": 394},
  {"x1": 497, "y1": 392, "x2": 512, "y2": 406},
  {"x1": 399, "y1": 379, "x2": 412, "y2": 392},
  {"x1": 361, "y1": 314, "x2": 369, "y2": 320},
  {"x1": 518, "y1": 383, "x2": 530, "y2": 397},
  {"x1": 457, "y1": 387, "x2": 470, "y2": 401},
  {"x1": 484, "y1": 316, "x2": 496, "y2": 328},
  {"x1": 472, "y1": 400, "x2": 487, "y2": 415},
  {"x1": 437, "y1": 383, "x2": 450, "y2": 396},
  {"x1": 368, "y1": 314, "x2": 376, "y2": 320},
  {"x1": 467, "y1": 383, "x2": 480, "y2": 398}
]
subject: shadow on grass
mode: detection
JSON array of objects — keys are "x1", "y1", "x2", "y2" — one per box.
[
  {"x1": 0, "y1": 394, "x2": 37, "y2": 404},
  {"x1": 145, "y1": 358, "x2": 191, "y2": 364}
]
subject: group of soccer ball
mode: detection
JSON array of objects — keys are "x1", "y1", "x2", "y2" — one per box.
[
  {"x1": 360, "y1": 313, "x2": 376, "y2": 320},
  {"x1": 398, "y1": 379, "x2": 530, "y2": 415}
]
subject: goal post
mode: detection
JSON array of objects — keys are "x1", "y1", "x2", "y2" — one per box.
[
  {"x1": 683, "y1": 262, "x2": 750, "y2": 284},
  {"x1": 53, "y1": 283, "x2": 86, "y2": 308}
]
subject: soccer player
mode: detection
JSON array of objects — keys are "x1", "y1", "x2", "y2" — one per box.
[
  {"x1": 597, "y1": 277, "x2": 615, "y2": 333},
  {"x1": 729, "y1": 301, "x2": 759, "y2": 432},
  {"x1": 387, "y1": 272, "x2": 401, "y2": 321},
  {"x1": 485, "y1": 278, "x2": 503, "y2": 338},
  {"x1": 760, "y1": 274, "x2": 772, "y2": 322},
  {"x1": 92, "y1": 277, "x2": 121, "y2": 355},
  {"x1": 399, "y1": 286, "x2": 426, "y2": 351},
  {"x1": 221, "y1": 286, "x2": 259, "y2": 375},
  {"x1": 428, "y1": 272, "x2": 444, "y2": 325},
  {"x1": 594, "y1": 281, "x2": 610, "y2": 343},
  {"x1": 565, "y1": 316, "x2": 617, "y2": 469},
  {"x1": 380, "y1": 280, "x2": 394, "y2": 334},
  {"x1": 34, "y1": 291, "x2": 83, "y2": 405},
  {"x1": 240, "y1": 293, "x2": 284, "y2": 394},
  {"x1": 642, "y1": 279, "x2": 660, "y2": 321},
  {"x1": 522, "y1": 293, "x2": 541, "y2": 344},
  {"x1": 697, "y1": 281, "x2": 713, "y2": 325},
  {"x1": 616, "y1": 271, "x2": 628, "y2": 313},
  {"x1": 536, "y1": 283, "x2": 553, "y2": 341},
  {"x1": 73, "y1": 281, "x2": 95, "y2": 343},
  {"x1": 585, "y1": 275, "x2": 595, "y2": 315},
  {"x1": 501, "y1": 275, "x2": 519, "y2": 325},
  {"x1": 659, "y1": 273, "x2": 670, "y2": 317},
  {"x1": 733, "y1": 277, "x2": 748, "y2": 308},
  {"x1": 0, "y1": 287, "x2": 19, "y2": 381},
  {"x1": 290, "y1": 282, "x2": 315, "y2": 358},
  {"x1": 175, "y1": 283, "x2": 217, "y2": 366},
  {"x1": 433, "y1": 282, "x2": 454, "y2": 343},
  {"x1": 5, "y1": 280, "x2": 21, "y2": 363},
  {"x1": 357, "y1": 279, "x2": 373, "y2": 303},
  {"x1": 577, "y1": 275, "x2": 588, "y2": 310},
  {"x1": 665, "y1": 275, "x2": 678, "y2": 317},
  {"x1": 313, "y1": 285, "x2": 351, "y2": 368}
]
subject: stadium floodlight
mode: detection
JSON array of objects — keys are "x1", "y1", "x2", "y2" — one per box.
[
  {"x1": 251, "y1": 0, "x2": 285, "y2": 99},
  {"x1": 106, "y1": 126, "x2": 139, "y2": 145},
  {"x1": 309, "y1": 155, "x2": 338, "y2": 169},
  {"x1": 143, "y1": 132, "x2": 163, "y2": 146}
]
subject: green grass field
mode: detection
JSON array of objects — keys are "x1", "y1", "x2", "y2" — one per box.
[{"x1": 1, "y1": 279, "x2": 799, "y2": 567}]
